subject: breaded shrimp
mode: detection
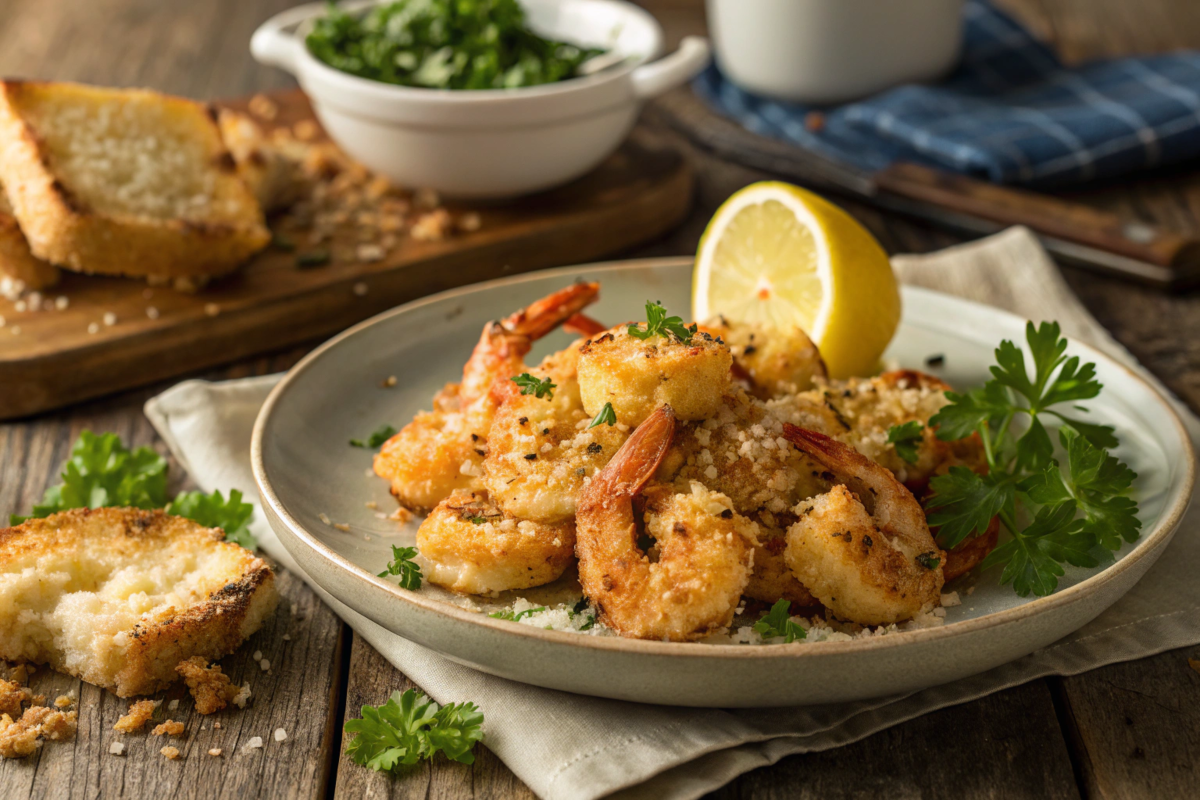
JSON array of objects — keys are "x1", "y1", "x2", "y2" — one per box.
[
  {"x1": 772, "y1": 369, "x2": 985, "y2": 495},
  {"x1": 416, "y1": 490, "x2": 575, "y2": 594},
  {"x1": 744, "y1": 527, "x2": 821, "y2": 608},
  {"x1": 575, "y1": 405, "x2": 759, "y2": 641},
  {"x1": 576, "y1": 325, "x2": 732, "y2": 426},
  {"x1": 374, "y1": 282, "x2": 600, "y2": 511},
  {"x1": 782, "y1": 425, "x2": 945, "y2": 625},
  {"x1": 701, "y1": 317, "x2": 827, "y2": 398}
]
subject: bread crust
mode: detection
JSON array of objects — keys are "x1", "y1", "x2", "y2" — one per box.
[
  {"x1": 0, "y1": 81, "x2": 269, "y2": 280},
  {"x1": 0, "y1": 507, "x2": 278, "y2": 697}
]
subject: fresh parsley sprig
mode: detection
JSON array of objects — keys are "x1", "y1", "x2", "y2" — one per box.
[
  {"x1": 343, "y1": 689, "x2": 484, "y2": 771},
  {"x1": 378, "y1": 545, "x2": 423, "y2": 590},
  {"x1": 350, "y1": 424, "x2": 397, "y2": 448},
  {"x1": 168, "y1": 490, "x2": 255, "y2": 550},
  {"x1": 9, "y1": 431, "x2": 258, "y2": 549},
  {"x1": 588, "y1": 402, "x2": 617, "y2": 429},
  {"x1": 886, "y1": 421, "x2": 924, "y2": 465},
  {"x1": 752, "y1": 599, "x2": 807, "y2": 643},
  {"x1": 627, "y1": 300, "x2": 697, "y2": 344},
  {"x1": 924, "y1": 322, "x2": 1140, "y2": 597},
  {"x1": 511, "y1": 373, "x2": 556, "y2": 399}
]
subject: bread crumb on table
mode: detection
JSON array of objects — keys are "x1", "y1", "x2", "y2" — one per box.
[
  {"x1": 274, "y1": 727, "x2": 287, "y2": 742},
  {"x1": 0, "y1": 706, "x2": 77, "y2": 758},
  {"x1": 152, "y1": 719, "x2": 185, "y2": 737},
  {"x1": 208, "y1": 747, "x2": 223, "y2": 757},
  {"x1": 176, "y1": 656, "x2": 241, "y2": 715},
  {"x1": 109, "y1": 741, "x2": 126, "y2": 755},
  {"x1": 160, "y1": 745, "x2": 181, "y2": 760},
  {"x1": 0, "y1": 678, "x2": 34, "y2": 717},
  {"x1": 244, "y1": 736, "x2": 263, "y2": 751},
  {"x1": 167, "y1": 699, "x2": 179, "y2": 711},
  {"x1": 114, "y1": 699, "x2": 160, "y2": 733}
]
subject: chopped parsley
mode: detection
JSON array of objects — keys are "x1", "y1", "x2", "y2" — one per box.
[
  {"x1": 351, "y1": 424, "x2": 398, "y2": 448},
  {"x1": 344, "y1": 689, "x2": 484, "y2": 771},
  {"x1": 886, "y1": 420, "x2": 925, "y2": 465},
  {"x1": 511, "y1": 373, "x2": 556, "y2": 399},
  {"x1": 588, "y1": 402, "x2": 617, "y2": 429},
  {"x1": 915, "y1": 552, "x2": 941, "y2": 570},
  {"x1": 10, "y1": 430, "x2": 257, "y2": 549},
  {"x1": 378, "y1": 545, "x2": 423, "y2": 590},
  {"x1": 489, "y1": 607, "x2": 545, "y2": 622},
  {"x1": 925, "y1": 322, "x2": 1140, "y2": 597},
  {"x1": 306, "y1": 0, "x2": 604, "y2": 90},
  {"x1": 752, "y1": 599, "x2": 807, "y2": 643},
  {"x1": 627, "y1": 300, "x2": 697, "y2": 343}
]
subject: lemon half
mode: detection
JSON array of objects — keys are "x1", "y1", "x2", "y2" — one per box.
[{"x1": 693, "y1": 182, "x2": 900, "y2": 379}]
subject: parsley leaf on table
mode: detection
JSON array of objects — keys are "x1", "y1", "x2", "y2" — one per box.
[
  {"x1": 925, "y1": 321, "x2": 1140, "y2": 597},
  {"x1": 168, "y1": 489, "x2": 256, "y2": 549},
  {"x1": 511, "y1": 373, "x2": 556, "y2": 399},
  {"x1": 627, "y1": 300, "x2": 697, "y2": 344},
  {"x1": 886, "y1": 421, "x2": 925, "y2": 464},
  {"x1": 752, "y1": 599, "x2": 807, "y2": 643},
  {"x1": 11, "y1": 431, "x2": 168, "y2": 524},
  {"x1": 350, "y1": 424, "x2": 398, "y2": 449},
  {"x1": 344, "y1": 689, "x2": 484, "y2": 771},
  {"x1": 9, "y1": 430, "x2": 260, "y2": 550},
  {"x1": 378, "y1": 545, "x2": 423, "y2": 590}
]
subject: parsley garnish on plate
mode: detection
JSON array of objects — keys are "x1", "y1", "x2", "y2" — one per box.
[
  {"x1": 344, "y1": 689, "x2": 484, "y2": 771},
  {"x1": 753, "y1": 600, "x2": 807, "y2": 643},
  {"x1": 627, "y1": 300, "x2": 697, "y2": 344},
  {"x1": 588, "y1": 402, "x2": 617, "y2": 429},
  {"x1": 511, "y1": 373, "x2": 556, "y2": 399},
  {"x1": 167, "y1": 490, "x2": 256, "y2": 550},
  {"x1": 10, "y1": 430, "x2": 258, "y2": 549},
  {"x1": 378, "y1": 545, "x2": 423, "y2": 590},
  {"x1": 489, "y1": 606, "x2": 545, "y2": 621},
  {"x1": 886, "y1": 420, "x2": 925, "y2": 465},
  {"x1": 925, "y1": 322, "x2": 1140, "y2": 597},
  {"x1": 350, "y1": 424, "x2": 398, "y2": 449}
]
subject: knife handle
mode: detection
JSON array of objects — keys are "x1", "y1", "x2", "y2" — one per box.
[{"x1": 874, "y1": 162, "x2": 1200, "y2": 273}]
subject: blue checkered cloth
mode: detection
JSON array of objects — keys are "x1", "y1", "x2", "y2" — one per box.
[{"x1": 695, "y1": 0, "x2": 1200, "y2": 187}]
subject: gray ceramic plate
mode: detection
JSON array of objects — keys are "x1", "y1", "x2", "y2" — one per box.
[{"x1": 252, "y1": 257, "x2": 1194, "y2": 707}]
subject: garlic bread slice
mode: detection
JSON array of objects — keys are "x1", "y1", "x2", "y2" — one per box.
[
  {"x1": 0, "y1": 81, "x2": 269, "y2": 280},
  {"x1": 0, "y1": 507, "x2": 278, "y2": 697}
]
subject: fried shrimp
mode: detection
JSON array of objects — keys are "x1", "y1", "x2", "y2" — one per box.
[
  {"x1": 701, "y1": 317, "x2": 827, "y2": 398},
  {"x1": 781, "y1": 425, "x2": 944, "y2": 625},
  {"x1": 483, "y1": 342, "x2": 629, "y2": 523},
  {"x1": 577, "y1": 325, "x2": 732, "y2": 426},
  {"x1": 375, "y1": 282, "x2": 600, "y2": 511},
  {"x1": 416, "y1": 490, "x2": 575, "y2": 594},
  {"x1": 773, "y1": 369, "x2": 985, "y2": 494},
  {"x1": 576, "y1": 405, "x2": 759, "y2": 641}
]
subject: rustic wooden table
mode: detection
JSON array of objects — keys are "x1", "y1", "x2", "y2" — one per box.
[{"x1": 3, "y1": 0, "x2": 1200, "y2": 797}]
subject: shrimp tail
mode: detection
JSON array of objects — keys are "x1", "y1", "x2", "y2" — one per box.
[
  {"x1": 503, "y1": 281, "x2": 600, "y2": 340},
  {"x1": 563, "y1": 312, "x2": 608, "y2": 338},
  {"x1": 581, "y1": 404, "x2": 676, "y2": 503}
]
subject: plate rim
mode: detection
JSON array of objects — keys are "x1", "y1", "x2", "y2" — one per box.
[{"x1": 251, "y1": 255, "x2": 1196, "y2": 660}]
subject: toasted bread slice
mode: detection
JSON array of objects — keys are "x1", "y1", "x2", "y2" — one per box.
[
  {"x1": 0, "y1": 81, "x2": 270, "y2": 280},
  {"x1": 0, "y1": 191, "x2": 58, "y2": 291},
  {"x1": 0, "y1": 507, "x2": 278, "y2": 697},
  {"x1": 217, "y1": 110, "x2": 308, "y2": 213}
]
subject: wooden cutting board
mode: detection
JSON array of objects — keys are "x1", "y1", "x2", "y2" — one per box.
[{"x1": 0, "y1": 90, "x2": 693, "y2": 420}]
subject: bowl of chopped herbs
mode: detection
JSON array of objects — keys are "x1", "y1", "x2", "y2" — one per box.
[{"x1": 251, "y1": 0, "x2": 710, "y2": 197}]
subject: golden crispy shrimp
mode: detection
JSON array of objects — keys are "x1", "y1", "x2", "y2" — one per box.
[
  {"x1": 700, "y1": 317, "x2": 827, "y2": 398},
  {"x1": 576, "y1": 405, "x2": 759, "y2": 641},
  {"x1": 416, "y1": 490, "x2": 575, "y2": 594},
  {"x1": 772, "y1": 369, "x2": 985, "y2": 495},
  {"x1": 577, "y1": 325, "x2": 732, "y2": 427},
  {"x1": 374, "y1": 282, "x2": 599, "y2": 511},
  {"x1": 781, "y1": 425, "x2": 945, "y2": 625},
  {"x1": 483, "y1": 341, "x2": 630, "y2": 523}
]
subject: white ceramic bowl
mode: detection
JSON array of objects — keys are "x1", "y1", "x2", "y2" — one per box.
[
  {"x1": 251, "y1": 0, "x2": 710, "y2": 198},
  {"x1": 707, "y1": 0, "x2": 964, "y2": 104}
]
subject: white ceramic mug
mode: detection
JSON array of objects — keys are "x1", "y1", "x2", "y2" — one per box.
[{"x1": 707, "y1": 0, "x2": 964, "y2": 104}]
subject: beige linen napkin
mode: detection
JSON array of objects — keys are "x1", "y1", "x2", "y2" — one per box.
[{"x1": 145, "y1": 227, "x2": 1200, "y2": 800}]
